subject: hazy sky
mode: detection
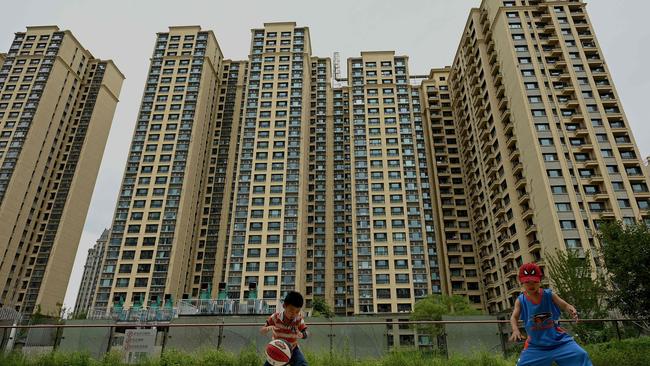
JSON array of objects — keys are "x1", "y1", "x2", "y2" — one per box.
[{"x1": 1, "y1": 0, "x2": 648, "y2": 312}]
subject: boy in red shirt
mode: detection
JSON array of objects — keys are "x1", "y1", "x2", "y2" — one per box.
[{"x1": 260, "y1": 291, "x2": 309, "y2": 366}]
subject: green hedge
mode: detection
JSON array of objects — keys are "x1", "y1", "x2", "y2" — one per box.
[
  {"x1": 585, "y1": 336, "x2": 650, "y2": 366},
  {"x1": 0, "y1": 337, "x2": 648, "y2": 366}
]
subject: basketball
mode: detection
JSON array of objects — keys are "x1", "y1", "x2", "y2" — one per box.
[{"x1": 265, "y1": 339, "x2": 292, "y2": 366}]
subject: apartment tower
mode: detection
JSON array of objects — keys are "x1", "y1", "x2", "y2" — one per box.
[
  {"x1": 447, "y1": 0, "x2": 650, "y2": 313},
  {"x1": 74, "y1": 229, "x2": 110, "y2": 316},
  {"x1": 0, "y1": 26, "x2": 123, "y2": 315},
  {"x1": 92, "y1": 26, "x2": 223, "y2": 310}
]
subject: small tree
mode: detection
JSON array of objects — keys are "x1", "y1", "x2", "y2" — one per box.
[
  {"x1": 410, "y1": 295, "x2": 481, "y2": 351},
  {"x1": 546, "y1": 248, "x2": 607, "y2": 319},
  {"x1": 597, "y1": 220, "x2": 650, "y2": 320},
  {"x1": 546, "y1": 248, "x2": 608, "y2": 343},
  {"x1": 311, "y1": 296, "x2": 334, "y2": 318}
]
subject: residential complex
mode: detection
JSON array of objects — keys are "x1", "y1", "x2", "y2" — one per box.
[
  {"x1": 0, "y1": 26, "x2": 123, "y2": 315},
  {"x1": 82, "y1": 0, "x2": 648, "y2": 316}
]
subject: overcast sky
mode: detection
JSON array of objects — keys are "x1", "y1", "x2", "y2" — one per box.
[{"x1": 1, "y1": 0, "x2": 648, "y2": 312}]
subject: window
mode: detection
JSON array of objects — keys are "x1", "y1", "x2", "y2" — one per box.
[
  {"x1": 601, "y1": 149, "x2": 614, "y2": 158},
  {"x1": 547, "y1": 169, "x2": 562, "y2": 177},
  {"x1": 591, "y1": 119, "x2": 603, "y2": 127},
  {"x1": 395, "y1": 273, "x2": 409, "y2": 283},
  {"x1": 522, "y1": 70, "x2": 535, "y2": 77},
  {"x1": 565, "y1": 239, "x2": 581, "y2": 249},
  {"x1": 539, "y1": 138, "x2": 554, "y2": 146},
  {"x1": 551, "y1": 185, "x2": 567, "y2": 194},
  {"x1": 376, "y1": 274, "x2": 390, "y2": 284},
  {"x1": 560, "y1": 220, "x2": 577, "y2": 229},
  {"x1": 556, "y1": 203, "x2": 572, "y2": 211},
  {"x1": 116, "y1": 278, "x2": 130, "y2": 288},
  {"x1": 394, "y1": 259, "x2": 408, "y2": 269},
  {"x1": 525, "y1": 82, "x2": 538, "y2": 89}
]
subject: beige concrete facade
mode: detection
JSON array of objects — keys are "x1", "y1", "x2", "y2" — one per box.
[
  {"x1": 91, "y1": 0, "x2": 649, "y2": 316},
  {"x1": 0, "y1": 26, "x2": 123, "y2": 315}
]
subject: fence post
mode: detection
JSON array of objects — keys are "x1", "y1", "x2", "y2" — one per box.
[
  {"x1": 498, "y1": 320, "x2": 508, "y2": 357},
  {"x1": 328, "y1": 322, "x2": 334, "y2": 356},
  {"x1": 52, "y1": 324, "x2": 63, "y2": 351},
  {"x1": 161, "y1": 326, "x2": 168, "y2": 354},
  {"x1": 106, "y1": 326, "x2": 114, "y2": 354},
  {"x1": 217, "y1": 321, "x2": 224, "y2": 349},
  {"x1": 614, "y1": 320, "x2": 621, "y2": 341}
]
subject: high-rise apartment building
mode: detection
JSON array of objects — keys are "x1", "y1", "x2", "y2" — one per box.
[
  {"x1": 93, "y1": 26, "x2": 223, "y2": 310},
  {"x1": 447, "y1": 0, "x2": 650, "y2": 313},
  {"x1": 188, "y1": 59, "x2": 247, "y2": 300},
  {"x1": 422, "y1": 68, "x2": 484, "y2": 307},
  {"x1": 221, "y1": 23, "x2": 313, "y2": 307},
  {"x1": 74, "y1": 229, "x2": 110, "y2": 316},
  {"x1": 91, "y1": 0, "x2": 649, "y2": 316},
  {"x1": 345, "y1": 51, "x2": 441, "y2": 314},
  {"x1": 0, "y1": 26, "x2": 124, "y2": 315}
]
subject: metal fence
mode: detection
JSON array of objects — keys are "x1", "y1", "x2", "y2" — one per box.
[
  {"x1": 85, "y1": 299, "x2": 278, "y2": 321},
  {"x1": 0, "y1": 316, "x2": 647, "y2": 362}
]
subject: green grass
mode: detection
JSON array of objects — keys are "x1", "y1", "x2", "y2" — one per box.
[
  {"x1": 0, "y1": 337, "x2": 648, "y2": 366},
  {"x1": 584, "y1": 336, "x2": 650, "y2": 366}
]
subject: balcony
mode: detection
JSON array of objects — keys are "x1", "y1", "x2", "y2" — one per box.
[
  {"x1": 526, "y1": 240, "x2": 540, "y2": 252},
  {"x1": 594, "y1": 192, "x2": 610, "y2": 201},
  {"x1": 503, "y1": 264, "x2": 517, "y2": 278},
  {"x1": 525, "y1": 223, "x2": 537, "y2": 235},
  {"x1": 521, "y1": 207, "x2": 534, "y2": 220},
  {"x1": 515, "y1": 176, "x2": 527, "y2": 190},
  {"x1": 587, "y1": 174, "x2": 604, "y2": 183}
]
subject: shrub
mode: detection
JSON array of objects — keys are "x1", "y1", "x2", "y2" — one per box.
[{"x1": 0, "y1": 337, "x2": 648, "y2": 366}]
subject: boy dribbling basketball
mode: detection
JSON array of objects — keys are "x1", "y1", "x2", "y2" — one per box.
[
  {"x1": 510, "y1": 262, "x2": 593, "y2": 366},
  {"x1": 260, "y1": 291, "x2": 309, "y2": 366}
]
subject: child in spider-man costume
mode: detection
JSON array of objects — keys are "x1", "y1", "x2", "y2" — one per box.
[{"x1": 509, "y1": 262, "x2": 593, "y2": 366}]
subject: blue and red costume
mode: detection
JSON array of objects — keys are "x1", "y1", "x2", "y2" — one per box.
[{"x1": 516, "y1": 286, "x2": 592, "y2": 365}]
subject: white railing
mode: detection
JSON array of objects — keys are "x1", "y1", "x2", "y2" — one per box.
[
  {"x1": 176, "y1": 299, "x2": 278, "y2": 316},
  {"x1": 86, "y1": 299, "x2": 279, "y2": 322}
]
